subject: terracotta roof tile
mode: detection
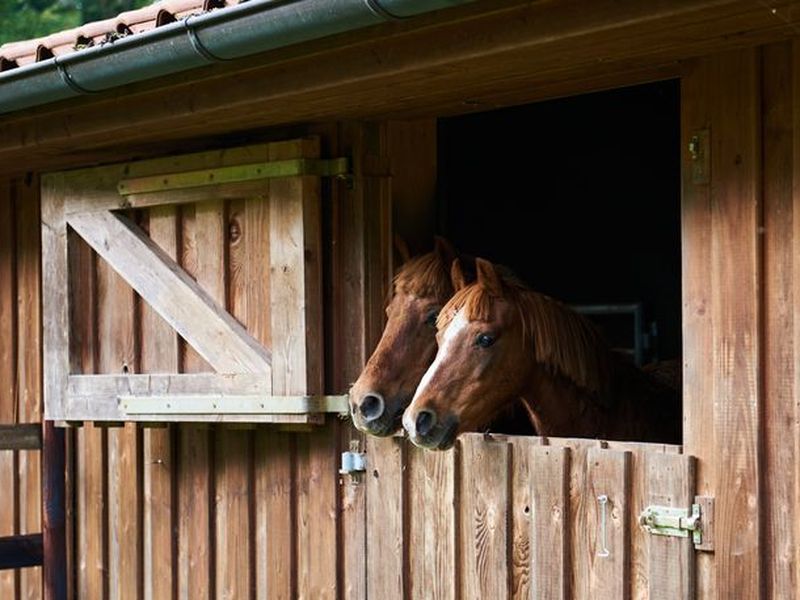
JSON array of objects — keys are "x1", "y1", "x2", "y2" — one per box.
[{"x1": 0, "y1": 0, "x2": 240, "y2": 69}]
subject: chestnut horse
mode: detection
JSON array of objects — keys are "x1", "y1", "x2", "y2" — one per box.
[
  {"x1": 403, "y1": 258, "x2": 681, "y2": 450},
  {"x1": 349, "y1": 237, "x2": 463, "y2": 436}
]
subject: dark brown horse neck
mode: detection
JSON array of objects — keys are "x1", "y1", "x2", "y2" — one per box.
[{"x1": 519, "y1": 353, "x2": 682, "y2": 443}]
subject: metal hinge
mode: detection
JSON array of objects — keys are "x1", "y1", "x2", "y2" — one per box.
[
  {"x1": 117, "y1": 157, "x2": 351, "y2": 196},
  {"x1": 639, "y1": 503, "x2": 702, "y2": 545}
]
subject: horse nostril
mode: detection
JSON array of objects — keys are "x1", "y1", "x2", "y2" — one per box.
[
  {"x1": 359, "y1": 394, "x2": 385, "y2": 422},
  {"x1": 415, "y1": 410, "x2": 437, "y2": 437}
]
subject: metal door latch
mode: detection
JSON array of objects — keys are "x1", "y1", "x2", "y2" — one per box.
[
  {"x1": 339, "y1": 440, "x2": 366, "y2": 484},
  {"x1": 639, "y1": 503, "x2": 702, "y2": 545}
]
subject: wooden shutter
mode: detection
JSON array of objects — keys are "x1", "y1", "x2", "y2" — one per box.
[{"x1": 41, "y1": 138, "x2": 345, "y2": 423}]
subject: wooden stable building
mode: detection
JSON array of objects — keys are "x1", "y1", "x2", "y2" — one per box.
[{"x1": 0, "y1": 0, "x2": 799, "y2": 598}]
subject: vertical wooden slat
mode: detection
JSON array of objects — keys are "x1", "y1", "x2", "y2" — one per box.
[
  {"x1": 708, "y1": 49, "x2": 762, "y2": 599},
  {"x1": 408, "y1": 445, "x2": 458, "y2": 600},
  {"x1": 586, "y1": 447, "x2": 631, "y2": 600},
  {"x1": 96, "y1": 211, "x2": 140, "y2": 600},
  {"x1": 217, "y1": 196, "x2": 253, "y2": 600},
  {"x1": 507, "y1": 436, "x2": 544, "y2": 600},
  {"x1": 645, "y1": 453, "x2": 696, "y2": 599},
  {"x1": 365, "y1": 436, "x2": 405, "y2": 599},
  {"x1": 762, "y1": 41, "x2": 798, "y2": 600},
  {"x1": 177, "y1": 204, "x2": 213, "y2": 600},
  {"x1": 17, "y1": 178, "x2": 43, "y2": 600},
  {"x1": 0, "y1": 180, "x2": 19, "y2": 599},
  {"x1": 268, "y1": 138, "x2": 334, "y2": 600},
  {"x1": 68, "y1": 229, "x2": 104, "y2": 600},
  {"x1": 530, "y1": 445, "x2": 570, "y2": 600},
  {"x1": 43, "y1": 420, "x2": 68, "y2": 600},
  {"x1": 459, "y1": 434, "x2": 510, "y2": 600},
  {"x1": 243, "y1": 191, "x2": 276, "y2": 600},
  {"x1": 546, "y1": 437, "x2": 596, "y2": 600},
  {"x1": 141, "y1": 206, "x2": 179, "y2": 600},
  {"x1": 793, "y1": 38, "x2": 800, "y2": 600},
  {"x1": 335, "y1": 121, "x2": 394, "y2": 600},
  {"x1": 680, "y1": 56, "x2": 716, "y2": 600}
]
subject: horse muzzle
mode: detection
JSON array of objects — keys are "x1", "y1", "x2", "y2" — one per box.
[
  {"x1": 349, "y1": 391, "x2": 406, "y2": 437},
  {"x1": 403, "y1": 408, "x2": 458, "y2": 450}
]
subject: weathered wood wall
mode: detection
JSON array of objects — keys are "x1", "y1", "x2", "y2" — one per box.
[
  {"x1": 682, "y1": 41, "x2": 800, "y2": 599},
  {"x1": 0, "y1": 176, "x2": 43, "y2": 599}
]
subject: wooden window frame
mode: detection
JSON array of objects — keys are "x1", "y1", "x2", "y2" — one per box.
[{"x1": 41, "y1": 140, "x2": 346, "y2": 424}]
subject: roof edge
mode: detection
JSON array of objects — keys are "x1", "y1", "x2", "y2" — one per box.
[{"x1": 0, "y1": 0, "x2": 476, "y2": 115}]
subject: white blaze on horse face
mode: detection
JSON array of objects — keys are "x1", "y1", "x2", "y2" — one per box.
[{"x1": 409, "y1": 309, "x2": 470, "y2": 417}]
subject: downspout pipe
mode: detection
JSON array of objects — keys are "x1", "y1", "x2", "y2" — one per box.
[{"x1": 0, "y1": 0, "x2": 474, "y2": 115}]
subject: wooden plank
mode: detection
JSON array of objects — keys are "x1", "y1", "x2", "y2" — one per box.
[
  {"x1": 266, "y1": 138, "x2": 334, "y2": 600},
  {"x1": 408, "y1": 443, "x2": 458, "y2": 600},
  {"x1": 459, "y1": 434, "x2": 510, "y2": 600},
  {"x1": 0, "y1": 534, "x2": 43, "y2": 570},
  {"x1": 762, "y1": 41, "x2": 798, "y2": 600},
  {"x1": 0, "y1": 180, "x2": 17, "y2": 599},
  {"x1": 68, "y1": 222, "x2": 106, "y2": 600},
  {"x1": 645, "y1": 453, "x2": 696, "y2": 599},
  {"x1": 0, "y1": 425, "x2": 41, "y2": 450},
  {"x1": 586, "y1": 447, "x2": 631, "y2": 600},
  {"x1": 96, "y1": 215, "x2": 141, "y2": 600},
  {"x1": 176, "y1": 200, "x2": 225, "y2": 600},
  {"x1": 255, "y1": 432, "x2": 295, "y2": 600},
  {"x1": 210, "y1": 196, "x2": 253, "y2": 600},
  {"x1": 530, "y1": 445, "x2": 570, "y2": 600},
  {"x1": 16, "y1": 179, "x2": 43, "y2": 599},
  {"x1": 141, "y1": 205, "x2": 179, "y2": 600},
  {"x1": 67, "y1": 210, "x2": 271, "y2": 375},
  {"x1": 793, "y1": 38, "x2": 800, "y2": 600},
  {"x1": 708, "y1": 48, "x2": 762, "y2": 598},
  {"x1": 60, "y1": 143, "x2": 272, "y2": 213},
  {"x1": 365, "y1": 436, "x2": 406, "y2": 599},
  {"x1": 546, "y1": 437, "x2": 598, "y2": 600},
  {"x1": 680, "y1": 55, "x2": 716, "y2": 600},
  {"x1": 42, "y1": 421, "x2": 67, "y2": 600},
  {"x1": 41, "y1": 175, "x2": 69, "y2": 422},
  {"x1": 507, "y1": 436, "x2": 544, "y2": 600}
]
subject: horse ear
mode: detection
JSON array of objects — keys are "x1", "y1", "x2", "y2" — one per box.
[
  {"x1": 393, "y1": 234, "x2": 412, "y2": 266},
  {"x1": 433, "y1": 235, "x2": 457, "y2": 267},
  {"x1": 450, "y1": 258, "x2": 468, "y2": 291},
  {"x1": 475, "y1": 258, "x2": 503, "y2": 295}
]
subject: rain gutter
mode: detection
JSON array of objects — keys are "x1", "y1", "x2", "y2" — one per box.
[{"x1": 0, "y1": 0, "x2": 475, "y2": 114}]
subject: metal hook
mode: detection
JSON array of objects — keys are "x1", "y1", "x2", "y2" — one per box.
[{"x1": 597, "y1": 494, "x2": 610, "y2": 558}]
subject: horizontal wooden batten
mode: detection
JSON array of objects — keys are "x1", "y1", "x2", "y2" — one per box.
[
  {"x1": 119, "y1": 394, "x2": 349, "y2": 415},
  {"x1": 64, "y1": 374, "x2": 335, "y2": 423},
  {"x1": 67, "y1": 210, "x2": 272, "y2": 375},
  {"x1": 0, "y1": 424, "x2": 42, "y2": 451},
  {"x1": 117, "y1": 157, "x2": 349, "y2": 196}
]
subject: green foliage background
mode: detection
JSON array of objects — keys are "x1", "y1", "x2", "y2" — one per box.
[{"x1": 1, "y1": 0, "x2": 152, "y2": 46}]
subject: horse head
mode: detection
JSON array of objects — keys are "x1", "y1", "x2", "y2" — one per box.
[{"x1": 349, "y1": 236, "x2": 467, "y2": 436}]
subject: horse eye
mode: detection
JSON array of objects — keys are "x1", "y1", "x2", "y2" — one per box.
[
  {"x1": 424, "y1": 310, "x2": 439, "y2": 328},
  {"x1": 476, "y1": 333, "x2": 495, "y2": 348}
]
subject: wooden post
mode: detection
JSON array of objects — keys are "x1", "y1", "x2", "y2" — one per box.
[{"x1": 42, "y1": 421, "x2": 67, "y2": 600}]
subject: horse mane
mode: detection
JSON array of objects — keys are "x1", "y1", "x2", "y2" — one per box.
[
  {"x1": 438, "y1": 274, "x2": 611, "y2": 394},
  {"x1": 392, "y1": 251, "x2": 454, "y2": 301}
]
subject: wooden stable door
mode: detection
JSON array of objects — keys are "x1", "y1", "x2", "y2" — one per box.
[{"x1": 364, "y1": 433, "x2": 700, "y2": 599}]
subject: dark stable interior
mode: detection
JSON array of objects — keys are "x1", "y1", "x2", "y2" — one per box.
[
  {"x1": 435, "y1": 80, "x2": 682, "y2": 435},
  {"x1": 437, "y1": 79, "x2": 681, "y2": 365}
]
